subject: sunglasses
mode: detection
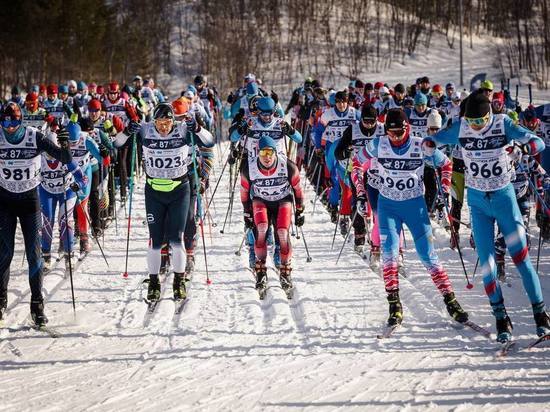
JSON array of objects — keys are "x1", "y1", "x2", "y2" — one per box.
[
  {"x1": 335, "y1": 99, "x2": 347, "y2": 103},
  {"x1": 481, "y1": 88, "x2": 493, "y2": 93},
  {"x1": 429, "y1": 127, "x2": 440, "y2": 132},
  {"x1": 362, "y1": 118, "x2": 377, "y2": 125},
  {"x1": 464, "y1": 113, "x2": 490, "y2": 127},
  {"x1": 1, "y1": 119, "x2": 22, "y2": 128},
  {"x1": 259, "y1": 148, "x2": 275, "y2": 157},
  {"x1": 387, "y1": 128, "x2": 406, "y2": 137},
  {"x1": 259, "y1": 112, "x2": 273, "y2": 117}
]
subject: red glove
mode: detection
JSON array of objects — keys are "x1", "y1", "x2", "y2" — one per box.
[{"x1": 102, "y1": 156, "x2": 111, "y2": 167}]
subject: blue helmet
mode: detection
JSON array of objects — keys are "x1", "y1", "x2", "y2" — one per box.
[
  {"x1": 246, "y1": 81, "x2": 258, "y2": 97},
  {"x1": 186, "y1": 84, "x2": 197, "y2": 95},
  {"x1": 259, "y1": 135, "x2": 277, "y2": 151},
  {"x1": 77, "y1": 81, "x2": 87, "y2": 91},
  {"x1": 31, "y1": 85, "x2": 40, "y2": 93},
  {"x1": 256, "y1": 97, "x2": 276, "y2": 114},
  {"x1": 67, "y1": 122, "x2": 81, "y2": 142},
  {"x1": 414, "y1": 92, "x2": 428, "y2": 106},
  {"x1": 59, "y1": 85, "x2": 69, "y2": 94}
]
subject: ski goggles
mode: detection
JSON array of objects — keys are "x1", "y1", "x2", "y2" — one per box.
[
  {"x1": 259, "y1": 148, "x2": 275, "y2": 157},
  {"x1": 387, "y1": 127, "x2": 406, "y2": 138},
  {"x1": 464, "y1": 112, "x2": 490, "y2": 127},
  {"x1": 361, "y1": 117, "x2": 377, "y2": 126},
  {"x1": 1, "y1": 119, "x2": 22, "y2": 128}
]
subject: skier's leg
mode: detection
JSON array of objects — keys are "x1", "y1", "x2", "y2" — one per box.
[
  {"x1": 39, "y1": 186, "x2": 55, "y2": 256},
  {"x1": 378, "y1": 197, "x2": 402, "y2": 293},
  {"x1": 166, "y1": 182, "x2": 190, "y2": 274},
  {"x1": 145, "y1": 184, "x2": 169, "y2": 276},
  {"x1": 0, "y1": 199, "x2": 17, "y2": 297},
  {"x1": 59, "y1": 192, "x2": 77, "y2": 255},
  {"x1": 252, "y1": 200, "x2": 269, "y2": 263},
  {"x1": 18, "y1": 195, "x2": 44, "y2": 300},
  {"x1": 275, "y1": 201, "x2": 293, "y2": 264}
]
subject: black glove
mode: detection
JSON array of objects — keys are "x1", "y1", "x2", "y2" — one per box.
[
  {"x1": 185, "y1": 116, "x2": 197, "y2": 132},
  {"x1": 294, "y1": 206, "x2": 305, "y2": 227},
  {"x1": 356, "y1": 195, "x2": 368, "y2": 217},
  {"x1": 244, "y1": 211, "x2": 254, "y2": 229},
  {"x1": 126, "y1": 120, "x2": 140, "y2": 135},
  {"x1": 57, "y1": 127, "x2": 69, "y2": 148},
  {"x1": 237, "y1": 120, "x2": 249, "y2": 135},
  {"x1": 99, "y1": 144, "x2": 110, "y2": 158},
  {"x1": 281, "y1": 121, "x2": 295, "y2": 136}
]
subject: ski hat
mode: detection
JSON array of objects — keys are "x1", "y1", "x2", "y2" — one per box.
[
  {"x1": 446, "y1": 82, "x2": 455, "y2": 90},
  {"x1": 25, "y1": 92, "x2": 38, "y2": 102},
  {"x1": 258, "y1": 135, "x2": 277, "y2": 151},
  {"x1": 451, "y1": 91, "x2": 462, "y2": 101},
  {"x1": 355, "y1": 79, "x2": 364, "y2": 89},
  {"x1": 361, "y1": 104, "x2": 377, "y2": 121},
  {"x1": 394, "y1": 83, "x2": 405, "y2": 94},
  {"x1": 88, "y1": 99, "x2": 102, "y2": 111},
  {"x1": 11, "y1": 85, "x2": 21, "y2": 95},
  {"x1": 183, "y1": 90, "x2": 195, "y2": 99},
  {"x1": 414, "y1": 93, "x2": 428, "y2": 106},
  {"x1": 374, "y1": 81, "x2": 384, "y2": 90},
  {"x1": 186, "y1": 85, "x2": 197, "y2": 94},
  {"x1": 244, "y1": 73, "x2": 256, "y2": 83},
  {"x1": 365, "y1": 83, "x2": 374, "y2": 91},
  {"x1": 492, "y1": 91, "x2": 505, "y2": 104},
  {"x1": 385, "y1": 108, "x2": 408, "y2": 129},
  {"x1": 67, "y1": 121, "x2": 81, "y2": 142},
  {"x1": 348, "y1": 80, "x2": 356, "y2": 88},
  {"x1": 465, "y1": 90, "x2": 491, "y2": 118},
  {"x1": 427, "y1": 110, "x2": 442, "y2": 128},
  {"x1": 47, "y1": 84, "x2": 58, "y2": 95},
  {"x1": 334, "y1": 90, "x2": 349, "y2": 102},
  {"x1": 246, "y1": 81, "x2": 258, "y2": 97},
  {"x1": 59, "y1": 85, "x2": 69, "y2": 94},
  {"x1": 379, "y1": 86, "x2": 390, "y2": 96},
  {"x1": 77, "y1": 81, "x2": 87, "y2": 91}
]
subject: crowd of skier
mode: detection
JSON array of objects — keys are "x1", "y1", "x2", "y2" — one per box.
[{"x1": 1, "y1": 71, "x2": 549, "y2": 347}]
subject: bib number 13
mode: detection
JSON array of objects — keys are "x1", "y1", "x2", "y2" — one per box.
[{"x1": 469, "y1": 161, "x2": 502, "y2": 178}]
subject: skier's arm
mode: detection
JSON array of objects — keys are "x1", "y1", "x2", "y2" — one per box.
[
  {"x1": 199, "y1": 146, "x2": 215, "y2": 181},
  {"x1": 429, "y1": 120, "x2": 460, "y2": 146},
  {"x1": 281, "y1": 120, "x2": 302, "y2": 144},
  {"x1": 85, "y1": 136, "x2": 103, "y2": 162},
  {"x1": 351, "y1": 139, "x2": 378, "y2": 197},
  {"x1": 240, "y1": 161, "x2": 253, "y2": 214},
  {"x1": 428, "y1": 149, "x2": 452, "y2": 193},
  {"x1": 504, "y1": 116, "x2": 545, "y2": 155},
  {"x1": 37, "y1": 131, "x2": 85, "y2": 179}
]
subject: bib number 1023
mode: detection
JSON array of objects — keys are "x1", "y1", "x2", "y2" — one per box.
[{"x1": 469, "y1": 161, "x2": 502, "y2": 178}]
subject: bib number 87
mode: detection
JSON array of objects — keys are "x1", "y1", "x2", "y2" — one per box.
[
  {"x1": 2, "y1": 168, "x2": 31, "y2": 181},
  {"x1": 469, "y1": 161, "x2": 502, "y2": 178}
]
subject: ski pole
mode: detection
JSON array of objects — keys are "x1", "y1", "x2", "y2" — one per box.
[
  {"x1": 70, "y1": 185, "x2": 110, "y2": 268},
  {"x1": 122, "y1": 134, "x2": 137, "y2": 278},
  {"x1": 528, "y1": 83, "x2": 533, "y2": 105},
  {"x1": 205, "y1": 154, "x2": 230, "y2": 213},
  {"x1": 536, "y1": 226, "x2": 543, "y2": 273},
  {"x1": 471, "y1": 256, "x2": 479, "y2": 284},
  {"x1": 435, "y1": 173, "x2": 473, "y2": 289},
  {"x1": 299, "y1": 225, "x2": 312, "y2": 262},
  {"x1": 235, "y1": 230, "x2": 248, "y2": 256},
  {"x1": 62, "y1": 174, "x2": 77, "y2": 317},
  {"x1": 336, "y1": 208, "x2": 359, "y2": 264},
  {"x1": 109, "y1": 165, "x2": 118, "y2": 236}
]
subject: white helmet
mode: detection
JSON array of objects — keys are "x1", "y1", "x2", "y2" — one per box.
[{"x1": 427, "y1": 110, "x2": 442, "y2": 129}]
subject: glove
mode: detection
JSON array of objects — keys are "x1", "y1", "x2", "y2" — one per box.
[
  {"x1": 244, "y1": 211, "x2": 254, "y2": 229},
  {"x1": 356, "y1": 195, "x2": 368, "y2": 218},
  {"x1": 102, "y1": 156, "x2": 111, "y2": 167},
  {"x1": 237, "y1": 121, "x2": 249, "y2": 135},
  {"x1": 315, "y1": 148, "x2": 324, "y2": 161},
  {"x1": 71, "y1": 174, "x2": 89, "y2": 193},
  {"x1": 229, "y1": 146, "x2": 241, "y2": 165},
  {"x1": 542, "y1": 174, "x2": 550, "y2": 191},
  {"x1": 125, "y1": 120, "x2": 140, "y2": 135},
  {"x1": 185, "y1": 115, "x2": 197, "y2": 131},
  {"x1": 56, "y1": 128, "x2": 69, "y2": 148},
  {"x1": 294, "y1": 206, "x2": 305, "y2": 227},
  {"x1": 421, "y1": 139, "x2": 436, "y2": 157},
  {"x1": 281, "y1": 121, "x2": 295, "y2": 136}
]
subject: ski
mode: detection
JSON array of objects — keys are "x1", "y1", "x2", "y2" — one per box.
[
  {"x1": 527, "y1": 333, "x2": 550, "y2": 349},
  {"x1": 31, "y1": 324, "x2": 61, "y2": 338},
  {"x1": 496, "y1": 340, "x2": 516, "y2": 357},
  {"x1": 460, "y1": 320, "x2": 492, "y2": 339},
  {"x1": 377, "y1": 324, "x2": 400, "y2": 339},
  {"x1": 144, "y1": 299, "x2": 160, "y2": 314},
  {"x1": 173, "y1": 298, "x2": 188, "y2": 315},
  {"x1": 268, "y1": 266, "x2": 294, "y2": 300},
  {"x1": 0, "y1": 328, "x2": 23, "y2": 357}
]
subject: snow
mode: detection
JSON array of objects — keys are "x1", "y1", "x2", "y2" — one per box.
[{"x1": 0, "y1": 138, "x2": 549, "y2": 411}]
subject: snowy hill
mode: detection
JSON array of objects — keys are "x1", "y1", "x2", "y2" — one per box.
[{"x1": 1, "y1": 138, "x2": 549, "y2": 411}]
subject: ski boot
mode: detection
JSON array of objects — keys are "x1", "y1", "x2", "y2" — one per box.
[
  {"x1": 254, "y1": 261, "x2": 268, "y2": 297},
  {"x1": 339, "y1": 216, "x2": 349, "y2": 236},
  {"x1": 353, "y1": 244, "x2": 364, "y2": 257},
  {"x1": 492, "y1": 302, "x2": 513, "y2": 343},
  {"x1": 43, "y1": 252, "x2": 52, "y2": 272},
  {"x1": 328, "y1": 205, "x2": 338, "y2": 223},
  {"x1": 147, "y1": 275, "x2": 161, "y2": 302},
  {"x1": 496, "y1": 254, "x2": 506, "y2": 282},
  {"x1": 443, "y1": 292, "x2": 468, "y2": 323},
  {"x1": 369, "y1": 245, "x2": 380, "y2": 271},
  {"x1": 387, "y1": 292, "x2": 403, "y2": 327},
  {"x1": 0, "y1": 294, "x2": 7, "y2": 321},
  {"x1": 273, "y1": 244, "x2": 281, "y2": 269},
  {"x1": 279, "y1": 263, "x2": 293, "y2": 290},
  {"x1": 173, "y1": 272, "x2": 187, "y2": 300},
  {"x1": 533, "y1": 303, "x2": 550, "y2": 337},
  {"x1": 30, "y1": 299, "x2": 48, "y2": 326}
]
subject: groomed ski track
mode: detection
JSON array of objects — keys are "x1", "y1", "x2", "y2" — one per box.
[{"x1": 0, "y1": 142, "x2": 549, "y2": 412}]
